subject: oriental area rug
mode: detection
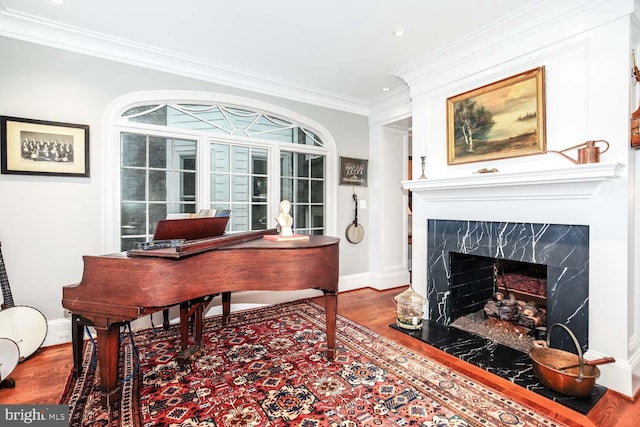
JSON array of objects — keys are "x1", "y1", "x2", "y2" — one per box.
[{"x1": 60, "y1": 300, "x2": 569, "y2": 427}]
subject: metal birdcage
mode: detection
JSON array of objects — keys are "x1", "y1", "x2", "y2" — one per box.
[{"x1": 393, "y1": 287, "x2": 426, "y2": 330}]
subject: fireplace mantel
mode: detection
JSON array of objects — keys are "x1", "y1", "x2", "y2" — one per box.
[{"x1": 401, "y1": 162, "x2": 623, "y2": 201}]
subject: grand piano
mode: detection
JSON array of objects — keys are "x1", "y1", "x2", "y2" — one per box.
[{"x1": 62, "y1": 228, "x2": 340, "y2": 406}]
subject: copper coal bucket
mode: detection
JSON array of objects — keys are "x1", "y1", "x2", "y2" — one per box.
[{"x1": 529, "y1": 323, "x2": 614, "y2": 398}]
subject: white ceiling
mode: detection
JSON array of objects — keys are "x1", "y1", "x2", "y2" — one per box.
[{"x1": 0, "y1": 0, "x2": 540, "y2": 114}]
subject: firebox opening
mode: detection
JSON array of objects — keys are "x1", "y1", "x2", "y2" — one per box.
[{"x1": 449, "y1": 252, "x2": 548, "y2": 353}]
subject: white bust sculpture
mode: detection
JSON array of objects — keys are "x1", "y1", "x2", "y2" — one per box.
[{"x1": 276, "y1": 199, "x2": 293, "y2": 237}]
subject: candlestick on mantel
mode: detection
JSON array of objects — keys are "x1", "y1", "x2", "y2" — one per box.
[{"x1": 419, "y1": 156, "x2": 427, "y2": 179}]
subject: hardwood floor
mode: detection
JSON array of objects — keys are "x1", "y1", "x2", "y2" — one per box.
[{"x1": 1, "y1": 287, "x2": 638, "y2": 426}]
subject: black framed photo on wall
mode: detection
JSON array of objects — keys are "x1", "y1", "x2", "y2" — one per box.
[
  {"x1": 339, "y1": 156, "x2": 368, "y2": 187},
  {"x1": 1, "y1": 116, "x2": 90, "y2": 177}
]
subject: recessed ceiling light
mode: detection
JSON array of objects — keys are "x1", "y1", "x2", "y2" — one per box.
[
  {"x1": 382, "y1": 87, "x2": 390, "y2": 92},
  {"x1": 393, "y1": 29, "x2": 405, "y2": 37}
]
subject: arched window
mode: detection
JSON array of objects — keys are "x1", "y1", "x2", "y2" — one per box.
[{"x1": 104, "y1": 92, "x2": 336, "y2": 252}]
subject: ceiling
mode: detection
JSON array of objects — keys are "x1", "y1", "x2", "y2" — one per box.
[{"x1": 0, "y1": 0, "x2": 540, "y2": 114}]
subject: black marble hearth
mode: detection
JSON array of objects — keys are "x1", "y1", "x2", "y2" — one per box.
[{"x1": 390, "y1": 320, "x2": 607, "y2": 415}]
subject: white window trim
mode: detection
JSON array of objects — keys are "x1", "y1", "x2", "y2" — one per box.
[{"x1": 102, "y1": 90, "x2": 338, "y2": 253}]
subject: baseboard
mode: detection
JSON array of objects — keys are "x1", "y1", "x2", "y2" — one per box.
[
  {"x1": 368, "y1": 267, "x2": 411, "y2": 290},
  {"x1": 42, "y1": 317, "x2": 73, "y2": 346}
]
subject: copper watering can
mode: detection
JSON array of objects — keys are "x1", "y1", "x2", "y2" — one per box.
[{"x1": 550, "y1": 140, "x2": 609, "y2": 164}]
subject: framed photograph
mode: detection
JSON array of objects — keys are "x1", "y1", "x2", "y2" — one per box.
[
  {"x1": 1, "y1": 116, "x2": 89, "y2": 177},
  {"x1": 447, "y1": 67, "x2": 546, "y2": 165},
  {"x1": 339, "y1": 156, "x2": 368, "y2": 187}
]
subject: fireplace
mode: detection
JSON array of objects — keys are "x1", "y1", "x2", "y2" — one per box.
[
  {"x1": 449, "y1": 253, "x2": 548, "y2": 342},
  {"x1": 427, "y1": 219, "x2": 589, "y2": 352}
]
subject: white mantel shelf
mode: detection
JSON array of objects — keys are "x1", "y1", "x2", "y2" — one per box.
[{"x1": 401, "y1": 162, "x2": 624, "y2": 201}]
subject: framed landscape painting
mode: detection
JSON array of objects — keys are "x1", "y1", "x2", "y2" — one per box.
[
  {"x1": 447, "y1": 67, "x2": 546, "y2": 165},
  {"x1": 1, "y1": 116, "x2": 90, "y2": 177}
]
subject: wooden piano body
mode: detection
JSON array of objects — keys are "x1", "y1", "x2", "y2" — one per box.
[{"x1": 62, "y1": 229, "x2": 340, "y2": 406}]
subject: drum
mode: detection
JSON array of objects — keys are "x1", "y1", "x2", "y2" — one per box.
[{"x1": 0, "y1": 337, "x2": 19, "y2": 382}]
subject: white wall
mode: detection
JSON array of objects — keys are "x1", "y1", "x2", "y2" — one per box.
[
  {"x1": 0, "y1": 36, "x2": 370, "y2": 345},
  {"x1": 362, "y1": 93, "x2": 413, "y2": 293},
  {"x1": 393, "y1": 0, "x2": 639, "y2": 397}
]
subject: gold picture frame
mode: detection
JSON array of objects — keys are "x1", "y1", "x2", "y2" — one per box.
[
  {"x1": 447, "y1": 67, "x2": 546, "y2": 165},
  {"x1": 1, "y1": 116, "x2": 89, "y2": 177}
]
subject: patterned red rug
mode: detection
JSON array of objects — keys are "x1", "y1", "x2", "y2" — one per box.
[{"x1": 61, "y1": 300, "x2": 568, "y2": 426}]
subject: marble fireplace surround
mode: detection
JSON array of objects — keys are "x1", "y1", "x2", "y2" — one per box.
[
  {"x1": 427, "y1": 219, "x2": 588, "y2": 351},
  {"x1": 402, "y1": 162, "x2": 623, "y2": 356}
]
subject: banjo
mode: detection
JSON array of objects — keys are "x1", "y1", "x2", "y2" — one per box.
[
  {"x1": 0, "y1": 338, "x2": 18, "y2": 388},
  {"x1": 0, "y1": 242, "x2": 48, "y2": 362},
  {"x1": 345, "y1": 192, "x2": 364, "y2": 244}
]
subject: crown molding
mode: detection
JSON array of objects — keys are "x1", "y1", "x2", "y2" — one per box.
[
  {"x1": 393, "y1": 0, "x2": 632, "y2": 94},
  {"x1": 0, "y1": 3, "x2": 394, "y2": 117}
]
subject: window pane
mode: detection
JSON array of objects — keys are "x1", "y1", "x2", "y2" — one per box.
[
  {"x1": 296, "y1": 154, "x2": 309, "y2": 177},
  {"x1": 212, "y1": 174, "x2": 230, "y2": 202},
  {"x1": 179, "y1": 105, "x2": 231, "y2": 132},
  {"x1": 180, "y1": 171, "x2": 196, "y2": 202},
  {"x1": 232, "y1": 175, "x2": 249, "y2": 202},
  {"x1": 210, "y1": 203, "x2": 230, "y2": 211},
  {"x1": 310, "y1": 155, "x2": 324, "y2": 178},
  {"x1": 181, "y1": 203, "x2": 197, "y2": 214},
  {"x1": 176, "y1": 140, "x2": 197, "y2": 170},
  {"x1": 124, "y1": 105, "x2": 167, "y2": 125},
  {"x1": 296, "y1": 179, "x2": 309, "y2": 203},
  {"x1": 121, "y1": 203, "x2": 146, "y2": 235},
  {"x1": 311, "y1": 206, "x2": 324, "y2": 228},
  {"x1": 251, "y1": 204, "x2": 267, "y2": 230},
  {"x1": 280, "y1": 152, "x2": 294, "y2": 177},
  {"x1": 122, "y1": 133, "x2": 146, "y2": 167},
  {"x1": 295, "y1": 205, "x2": 309, "y2": 229},
  {"x1": 211, "y1": 144, "x2": 230, "y2": 172},
  {"x1": 281, "y1": 178, "x2": 293, "y2": 201},
  {"x1": 311, "y1": 180, "x2": 323, "y2": 203},
  {"x1": 149, "y1": 204, "x2": 168, "y2": 233},
  {"x1": 167, "y1": 201, "x2": 196, "y2": 214},
  {"x1": 230, "y1": 204, "x2": 249, "y2": 230},
  {"x1": 253, "y1": 176, "x2": 267, "y2": 202},
  {"x1": 121, "y1": 237, "x2": 145, "y2": 252},
  {"x1": 252, "y1": 149, "x2": 267, "y2": 174},
  {"x1": 149, "y1": 136, "x2": 170, "y2": 168},
  {"x1": 149, "y1": 170, "x2": 169, "y2": 201},
  {"x1": 232, "y1": 146, "x2": 249, "y2": 173},
  {"x1": 121, "y1": 169, "x2": 146, "y2": 201}
]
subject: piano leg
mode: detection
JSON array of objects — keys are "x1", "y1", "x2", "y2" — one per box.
[
  {"x1": 221, "y1": 291, "x2": 231, "y2": 324},
  {"x1": 324, "y1": 291, "x2": 337, "y2": 360},
  {"x1": 95, "y1": 323, "x2": 123, "y2": 407},
  {"x1": 71, "y1": 314, "x2": 86, "y2": 376},
  {"x1": 177, "y1": 296, "x2": 210, "y2": 362},
  {"x1": 162, "y1": 309, "x2": 170, "y2": 330}
]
